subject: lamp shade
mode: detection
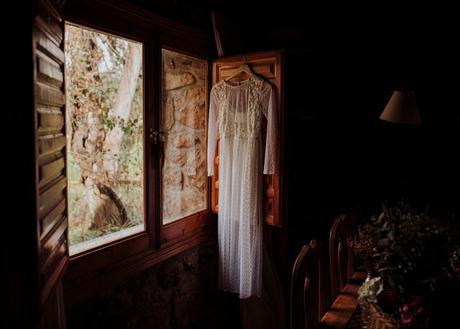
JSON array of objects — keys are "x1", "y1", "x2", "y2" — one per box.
[{"x1": 380, "y1": 90, "x2": 421, "y2": 125}]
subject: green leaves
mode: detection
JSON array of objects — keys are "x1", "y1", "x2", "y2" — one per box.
[
  {"x1": 358, "y1": 201, "x2": 456, "y2": 301},
  {"x1": 103, "y1": 118, "x2": 115, "y2": 130}
]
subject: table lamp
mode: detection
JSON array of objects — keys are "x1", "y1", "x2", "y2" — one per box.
[{"x1": 380, "y1": 90, "x2": 421, "y2": 125}]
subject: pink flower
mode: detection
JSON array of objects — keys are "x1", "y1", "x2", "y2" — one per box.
[
  {"x1": 400, "y1": 296, "x2": 424, "y2": 325},
  {"x1": 447, "y1": 267, "x2": 460, "y2": 281},
  {"x1": 401, "y1": 311, "x2": 415, "y2": 325}
]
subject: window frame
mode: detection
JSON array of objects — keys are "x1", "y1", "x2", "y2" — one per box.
[{"x1": 62, "y1": 0, "x2": 215, "y2": 308}]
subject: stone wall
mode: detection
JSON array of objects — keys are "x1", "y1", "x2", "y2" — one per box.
[
  {"x1": 161, "y1": 49, "x2": 208, "y2": 224},
  {"x1": 66, "y1": 241, "x2": 225, "y2": 329}
]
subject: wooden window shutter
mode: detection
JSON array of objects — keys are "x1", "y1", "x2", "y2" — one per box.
[
  {"x1": 33, "y1": 0, "x2": 69, "y2": 304},
  {"x1": 211, "y1": 51, "x2": 283, "y2": 227}
]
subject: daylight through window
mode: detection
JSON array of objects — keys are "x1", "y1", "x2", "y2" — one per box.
[
  {"x1": 65, "y1": 23, "x2": 145, "y2": 255},
  {"x1": 161, "y1": 49, "x2": 208, "y2": 224}
]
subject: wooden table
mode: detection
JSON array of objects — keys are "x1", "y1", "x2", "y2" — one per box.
[
  {"x1": 319, "y1": 271, "x2": 366, "y2": 329},
  {"x1": 345, "y1": 306, "x2": 364, "y2": 329}
]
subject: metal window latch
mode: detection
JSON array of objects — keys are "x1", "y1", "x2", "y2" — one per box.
[
  {"x1": 149, "y1": 128, "x2": 165, "y2": 166},
  {"x1": 149, "y1": 128, "x2": 165, "y2": 145}
]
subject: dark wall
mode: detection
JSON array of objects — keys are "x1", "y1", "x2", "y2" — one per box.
[
  {"x1": 5, "y1": 0, "x2": 40, "y2": 328},
  {"x1": 284, "y1": 28, "x2": 460, "y2": 262},
  {"x1": 66, "y1": 241, "x2": 240, "y2": 329}
]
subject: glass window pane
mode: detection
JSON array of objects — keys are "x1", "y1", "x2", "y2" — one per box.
[
  {"x1": 161, "y1": 49, "x2": 208, "y2": 224},
  {"x1": 65, "y1": 23, "x2": 145, "y2": 255}
]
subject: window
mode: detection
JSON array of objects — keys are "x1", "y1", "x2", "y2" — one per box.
[
  {"x1": 161, "y1": 49, "x2": 208, "y2": 225},
  {"x1": 65, "y1": 23, "x2": 145, "y2": 255},
  {"x1": 36, "y1": 0, "x2": 215, "y2": 306}
]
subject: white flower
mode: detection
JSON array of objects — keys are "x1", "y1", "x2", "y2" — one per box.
[{"x1": 358, "y1": 276, "x2": 384, "y2": 306}]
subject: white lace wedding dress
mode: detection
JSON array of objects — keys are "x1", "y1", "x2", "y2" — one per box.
[{"x1": 207, "y1": 74, "x2": 277, "y2": 298}]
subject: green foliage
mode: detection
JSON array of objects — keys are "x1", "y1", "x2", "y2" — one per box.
[
  {"x1": 356, "y1": 201, "x2": 460, "y2": 328},
  {"x1": 363, "y1": 202, "x2": 450, "y2": 295},
  {"x1": 102, "y1": 118, "x2": 115, "y2": 130}
]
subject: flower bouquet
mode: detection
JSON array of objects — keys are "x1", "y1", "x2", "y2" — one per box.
[{"x1": 353, "y1": 201, "x2": 460, "y2": 328}]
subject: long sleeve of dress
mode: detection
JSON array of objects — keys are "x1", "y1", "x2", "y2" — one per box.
[
  {"x1": 262, "y1": 84, "x2": 278, "y2": 175},
  {"x1": 207, "y1": 90, "x2": 218, "y2": 177}
]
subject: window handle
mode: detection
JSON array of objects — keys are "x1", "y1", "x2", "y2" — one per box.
[
  {"x1": 149, "y1": 128, "x2": 165, "y2": 167},
  {"x1": 149, "y1": 128, "x2": 165, "y2": 145}
]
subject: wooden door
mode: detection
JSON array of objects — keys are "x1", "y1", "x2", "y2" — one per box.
[
  {"x1": 33, "y1": 0, "x2": 68, "y2": 325},
  {"x1": 211, "y1": 50, "x2": 284, "y2": 227}
]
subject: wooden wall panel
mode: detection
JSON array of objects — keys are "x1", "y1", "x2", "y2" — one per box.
[
  {"x1": 212, "y1": 50, "x2": 283, "y2": 226},
  {"x1": 37, "y1": 55, "x2": 64, "y2": 87},
  {"x1": 37, "y1": 108, "x2": 65, "y2": 136},
  {"x1": 33, "y1": 0, "x2": 69, "y2": 304}
]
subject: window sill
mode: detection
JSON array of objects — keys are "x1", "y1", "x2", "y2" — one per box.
[{"x1": 69, "y1": 224, "x2": 145, "y2": 256}]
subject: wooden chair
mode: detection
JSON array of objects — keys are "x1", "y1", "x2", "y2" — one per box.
[
  {"x1": 329, "y1": 214, "x2": 354, "y2": 301},
  {"x1": 290, "y1": 240, "x2": 327, "y2": 329},
  {"x1": 319, "y1": 214, "x2": 366, "y2": 329}
]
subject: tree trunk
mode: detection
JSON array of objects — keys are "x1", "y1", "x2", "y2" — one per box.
[
  {"x1": 103, "y1": 43, "x2": 143, "y2": 178},
  {"x1": 72, "y1": 41, "x2": 142, "y2": 235}
]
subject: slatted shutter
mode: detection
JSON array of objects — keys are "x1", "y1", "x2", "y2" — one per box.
[
  {"x1": 33, "y1": 0, "x2": 69, "y2": 304},
  {"x1": 211, "y1": 51, "x2": 283, "y2": 227}
]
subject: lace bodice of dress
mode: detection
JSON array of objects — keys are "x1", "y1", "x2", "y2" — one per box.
[
  {"x1": 207, "y1": 74, "x2": 277, "y2": 177},
  {"x1": 211, "y1": 75, "x2": 265, "y2": 139}
]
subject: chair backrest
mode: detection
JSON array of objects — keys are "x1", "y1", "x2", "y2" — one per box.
[
  {"x1": 329, "y1": 214, "x2": 354, "y2": 301},
  {"x1": 290, "y1": 240, "x2": 326, "y2": 329}
]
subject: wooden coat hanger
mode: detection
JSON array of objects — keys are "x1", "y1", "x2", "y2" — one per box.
[{"x1": 224, "y1": 62, "x2": 253, "y2": 82}]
